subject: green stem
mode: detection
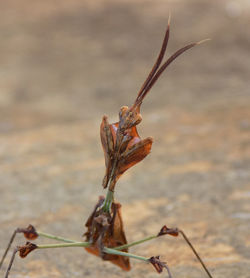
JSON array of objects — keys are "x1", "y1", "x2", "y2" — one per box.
[
  {"x1": 102, "y1": 155, "x2": 119, "y2": 213},
  {"x1": 102, "y1": 190, "x2": 114, "y2": 212},
  {"x1": 37, "y1": 232, "x2": 77, "y2": 243},
  {"x1": 37, "y1": 242, "x2": 90, "y2": 249},
  {"x1": 103, "y1": 247, "x2": 148, "y2": 262},
  {"x1": 114, "y1": 235, "x2": 157, "y2": 250},
  {"x1": 38, "y1": 231, "x2": 158, "y2": 252},
  {"x1": 36, "y1": 242, "x2": 148, "y2": 263}
]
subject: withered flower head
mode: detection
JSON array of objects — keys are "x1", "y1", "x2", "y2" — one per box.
[
  {"x1": 22, "y1": 224, "x2": 39, "y2": 240},
  {"x1": 158, "y1": 225, "x2": 179, "y2": 237},
  {"x1": 149, "y1": 256, "x2": 167, "y2": 273},
  {"x1": 18, "y1": 242, "x2": 37, "y2": 258}
]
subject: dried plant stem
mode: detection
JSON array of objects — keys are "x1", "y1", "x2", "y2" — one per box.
[
  {"x1": 4, "y1": 248, "x2": 18, "y2": 278},
  {"x1": 179, "y1": 230, "x2": 213, "y2": 278},
  {"x1": 0, "y1": 230, "x2": 18, "y2": 269}
]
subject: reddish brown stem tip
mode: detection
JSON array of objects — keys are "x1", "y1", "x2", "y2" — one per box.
[
  {"x1": 149, "y1": 255, "x2": 172, "y2": 278},
  {"x1": 158, "y1": 225, "x2": 179, "y2": 237},
  {"x1": 149, "y1": 256, "x2": 165, "y2": 273},
  {"x1": 18, "y1": 242, "x2": 37, "y2": 258},
  {"x1": 18, "y1": 224, "x2": 39, "y2": 240}
]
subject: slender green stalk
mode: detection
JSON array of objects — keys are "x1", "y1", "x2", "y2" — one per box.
[
  {"x1": 37, "y1": 232, "x2": 77, "y2": 243},
  {"x1": 37, "y1": 230, "x2": 158, "y2": 252},
  {"x1": 114, "y1": 235, "x2": 157, "y2": 250},
  {"x1": 102, "y1": 156, "x2": 119, "y2": 212},
  {"x1": 102, "y1": 189, "x2": 114, "y2": 212},
  {"x1": 103, "y1": 247, "x2": 148, "y2": 262},
  {"x1": 36, "y1": 242, "x2": 149, "y2": 263},
  {"x1": 37, "y1": 242, "x2": 90, "y2": 249}
]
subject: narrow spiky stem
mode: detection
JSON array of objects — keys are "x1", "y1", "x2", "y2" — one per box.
[
  {"x1": 133, "y1": 22, "x2": 209, "y2": 109},
  {"x1": 135, "y1": 15, "x2": 171, "y2": 107},
  {"x1": 179, "y1": 229, "x2": 213, "y2": 278},
  {"x1": 0, "y1": 230, "x2": 17, "y2": 269},
  {"x1": 140, "y1": 42, "x2": 197, "y2": 97},
  {"x1": 4, "y1": 247, "x2": 18, "y2": 278}
]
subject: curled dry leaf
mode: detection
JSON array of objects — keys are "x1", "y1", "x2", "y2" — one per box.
[{"x1": 84, "y1": 197, "x2": 131, "y2": 271}]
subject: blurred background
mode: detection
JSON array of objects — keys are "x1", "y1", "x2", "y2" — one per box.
[{"x1": 0, "y1": 0, "x2": 249, "y2": 277}]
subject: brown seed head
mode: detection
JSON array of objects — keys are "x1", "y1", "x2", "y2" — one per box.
[
  {"x1": 158, "y1": 225, "x2": 179, "y2": 237},
  {"x1": 149, "y1": 256, "x2": 166, "y2": 273},
  {"x1": 23, "y1": 224, "x2": 39, "y2": 240},
  {"x1": 18, "y1": 242, "x2": 37, "y2": 258}
]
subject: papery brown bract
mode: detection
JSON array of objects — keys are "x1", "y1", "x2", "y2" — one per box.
[
  {"x1": 18, "y1": 242, "x2": 37, "y2": 258},
  {"x1": 84, "y1": 197, "x2": 131, "y2": 271},
  {"x1": 100, "y1": 116, "x2": 153, "y2": 190}
]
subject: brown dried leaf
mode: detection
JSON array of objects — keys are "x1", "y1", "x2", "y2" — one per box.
[{"x1": 84, "y1": 198, "x2": 130, "y2": 271}]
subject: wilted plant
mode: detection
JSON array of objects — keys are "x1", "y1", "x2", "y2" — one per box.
[{"x1": 0, "y1": 17, "x2": 212, "y2": 278}]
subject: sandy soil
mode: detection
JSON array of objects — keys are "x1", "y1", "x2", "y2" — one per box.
[{"x1": 0, "y1": 0, "x2": 250, "y2": 277}]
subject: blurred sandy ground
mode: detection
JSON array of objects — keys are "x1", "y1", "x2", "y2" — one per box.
[{"x1": 0, "y1": 0, "x2": 250, "y2": 277}]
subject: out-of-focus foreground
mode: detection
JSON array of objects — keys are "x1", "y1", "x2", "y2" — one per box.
[{"x1": 0, "y1": 0, "x2": 249, "y2": 277}]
